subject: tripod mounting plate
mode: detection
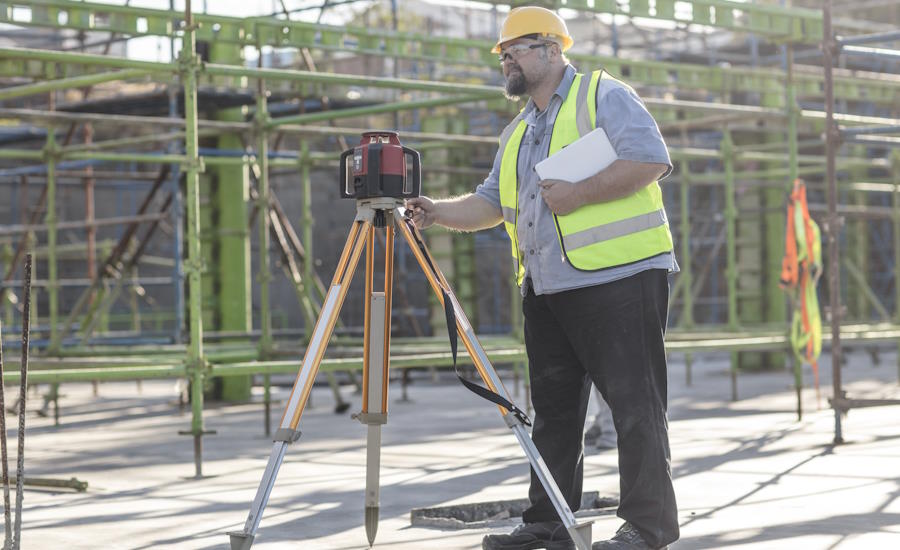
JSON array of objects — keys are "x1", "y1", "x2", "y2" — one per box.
[{"x1": 354, "y1": 197, "x2": 405, "y2": 224}]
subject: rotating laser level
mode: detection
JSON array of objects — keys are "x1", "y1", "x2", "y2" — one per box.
[{"x1": 339, "y1": 131, "x2": 421, "y2": 200}]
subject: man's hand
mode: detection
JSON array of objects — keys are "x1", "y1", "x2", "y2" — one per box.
[
  {"x1": 539, "y1": 179, "x2": 583, "y2": 216},
  {"x1": 405, "y1": 196, "x2": 438, "y2": 229}
]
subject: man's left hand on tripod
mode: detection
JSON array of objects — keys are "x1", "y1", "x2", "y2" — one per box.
[
  {"x1": 405, "y1": 196, "x2": 437, "y2": 229},
  {"x1": 406, "y1": 194, "x2": 503, "y2": 232}
]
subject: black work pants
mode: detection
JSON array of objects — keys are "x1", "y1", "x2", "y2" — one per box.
[{"x1": 521, "y1": 269, "x2": 679, "y2": 549}]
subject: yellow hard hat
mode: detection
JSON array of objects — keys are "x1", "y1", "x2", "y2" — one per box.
[{"x1": 491, "y1": 6, "x2": 574, "y2": 54}]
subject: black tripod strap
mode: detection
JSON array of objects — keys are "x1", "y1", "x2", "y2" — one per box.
[{"x1": 404, "y1": 217, "x2": 532, "y2": 427}]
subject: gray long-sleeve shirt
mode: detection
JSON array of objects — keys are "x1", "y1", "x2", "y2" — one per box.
[{"x1": 474, "y1": 64, "x2": 677, "y2": 296}]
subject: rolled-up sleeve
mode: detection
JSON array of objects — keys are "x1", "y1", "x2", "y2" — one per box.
[
  {"x1": 473, "y1": 146, "x2": 503, "y2": 210},
  {"x1": 596, "y1": 84, "x2": 672, "y2": 180}
]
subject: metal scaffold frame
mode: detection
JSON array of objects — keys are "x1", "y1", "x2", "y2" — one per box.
[
  {"x1": 0, "y1": 0, "x2": 898, "y2": 475},
  {"x1": 820, "y1": 0, "x2": 900, "y2": 443}
]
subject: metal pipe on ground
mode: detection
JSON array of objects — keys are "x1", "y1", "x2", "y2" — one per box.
[
  {"x1": 839, "y1": 124, "x2": 900, "y2": 136},
  {"x1": 841, "y1": 45, "x2": 900, "y2": 61},
  {"x1": 837, "y1": 30, "x2": 900, "y2": 46},
  {"x1": 6, "y1": 476, "x2": 87, "y2": 492}
]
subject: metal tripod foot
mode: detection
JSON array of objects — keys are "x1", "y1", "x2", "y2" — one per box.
[
  {"x1": 365, "y1": 505, "x2": 379, "y2": 546},
  {"x1": 570, "y1": 521, "x2": 593, "y2": 550},
  {"x1": 227, "y1": 532, "x2": 254, "y2": 550}
]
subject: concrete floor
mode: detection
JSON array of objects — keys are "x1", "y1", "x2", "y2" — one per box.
[{"x1": 7, "y1": 349, "x2": 900, "y2": 549}]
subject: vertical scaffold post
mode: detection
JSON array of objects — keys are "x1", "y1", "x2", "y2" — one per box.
[
  {"x1": 722, "y1": 130, "x2": 739, "y2": 400},
  {"x1": 823, "y1": 0, "x2": 845, "y2": 444},
  {"x1": 301, "y1": 140, "x2": 314, "y2": 322},
  {"x1": 45, "y1": 128, "x2": 59, "y2": 354},
  {"x1": 678, "y1": 158, "x2": 693, "y2": 386},
  {"x1": 892, "y1": 151, "x2": 900, "y2": 386},
  {"x1": 169, "y1": 4, "x2": 185, "y2": 345},
  {"x1": 256, "y1": 72, "x2": 273, "y2": 436},
  {"x1": 181, "y1": 0, "x2": 208, "y2": 476}
]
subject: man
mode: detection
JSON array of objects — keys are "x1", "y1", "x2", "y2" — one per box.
[{"x1": 407, "y1": 6, "x2": 679, "y2": 550}]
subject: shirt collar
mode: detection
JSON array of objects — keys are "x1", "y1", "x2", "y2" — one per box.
[{"x1": 521, "y1": 64, "x2": 577, "y2": 121}]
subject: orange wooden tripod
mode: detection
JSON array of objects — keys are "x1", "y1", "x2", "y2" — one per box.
[{"x1": 228, "y1": 198, "x2": 592, "y2": 550}]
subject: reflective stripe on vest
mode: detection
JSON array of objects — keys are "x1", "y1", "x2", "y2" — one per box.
[
  {"x1": 498, "y1": 111, "x2": 527, "y2": 285},
  {"x1": 498, "y1": 69, "x2": 673, "y2": 285},
  {"x1": 562, "y1": 208, "x2": 668, "y2": 251}
]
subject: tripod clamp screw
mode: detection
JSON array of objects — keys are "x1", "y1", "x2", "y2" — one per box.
[
  {"x1": 273, "y1": 428, "x2": 302, "y2": 443},
  {"x1": 374, "y1": 209, "x2": 386, "y2": 228}
]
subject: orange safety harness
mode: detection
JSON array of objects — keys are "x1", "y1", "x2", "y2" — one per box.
[{"x1": 780, "y1": 179, "x2": 823, "y2": 400}]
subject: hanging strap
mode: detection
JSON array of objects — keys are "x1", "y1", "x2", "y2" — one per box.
[
  {"x1": 403, "y1": 215, "x2": 532, "y2": 427},
  {"x1": 780, "y1": 184, "x2": 799, "y2": 289}
]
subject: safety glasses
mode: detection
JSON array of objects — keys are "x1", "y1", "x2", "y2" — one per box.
[{"x1": 498, "y1": 42, "x2": 549, "y2": 63}]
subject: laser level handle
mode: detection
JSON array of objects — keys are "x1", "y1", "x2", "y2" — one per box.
[
  {"x1": 339, "y1": 148, "x2": 355, "y2": 198},
  {"x1": 401, "y1": 146, "x2": 421, "y2": 198}
]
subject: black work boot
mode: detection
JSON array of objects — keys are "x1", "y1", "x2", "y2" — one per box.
[
  {"x1": 592, "y1": 522, "x2": 667, "y2": 549},
  {"x1": 482, "y1": 521, "x2": 575, "y2": 550}
]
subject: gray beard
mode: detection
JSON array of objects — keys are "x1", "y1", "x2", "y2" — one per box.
[{"x1": 504, "y1": 70, "x2": 528, "y2": 99}]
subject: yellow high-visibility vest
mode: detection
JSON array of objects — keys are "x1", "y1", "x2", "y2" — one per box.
[{"x1": 498, "y1": 70, "x2": 674, "y2": 286}]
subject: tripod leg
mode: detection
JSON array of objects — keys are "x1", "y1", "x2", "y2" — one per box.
[
  {"x1": 229, "y1": 220, "x2": 370, "y2": 550},
  {"x1": 361, "y1": 226, "x2": 381, "y2": 545},
  {"x1": 394, "y1": 211, "x2": 592, "y2": 550},
  {"x1": 356, "y1": 223, "x2": 395, "y2": 546},
  {"x1": 383, "y1": 223, "x2": 395, "y2": 385}
]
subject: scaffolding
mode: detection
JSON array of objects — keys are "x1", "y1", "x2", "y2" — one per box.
[
  {"x1": 0, "y1": 0, "x2": 898, "y2": 474},
  {"x1": 821, "y1": 1, "x2": 900, "y2": 442}
]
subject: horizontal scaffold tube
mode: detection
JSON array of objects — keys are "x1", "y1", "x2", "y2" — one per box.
[
  {"x1": 0, "y1": 47, "x2": 505, "y2": 96},
  {"x1": 3, "y1": 2, "x2": 899, "y2": 105},
  {"x1": 267, "y1": 94, "x2": 495, "y2": 127},
  {"x1": 3, "y1": 323, "x2": 899, "y2": 384},
  {"x1": 0, "y1": 68, "x2": 157, "y2": 101},
  {"x1": 0, "y1": 108, "x2": 494, "y2": 145},
  {"x1": 0, "y1": 145, "x2": 885, "y2": 176}
]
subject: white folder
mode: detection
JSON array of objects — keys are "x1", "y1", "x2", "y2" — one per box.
[{"x1": 534, "y1": 127, "x2": 618, "y2": 183}]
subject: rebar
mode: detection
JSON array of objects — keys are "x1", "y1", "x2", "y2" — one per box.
[
  {"x1": 13, "y1": 254, "x2": 32, "y2": 550},
  {"x1": 0, "y1": 318, "x2": 11, "y2": 550}
]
